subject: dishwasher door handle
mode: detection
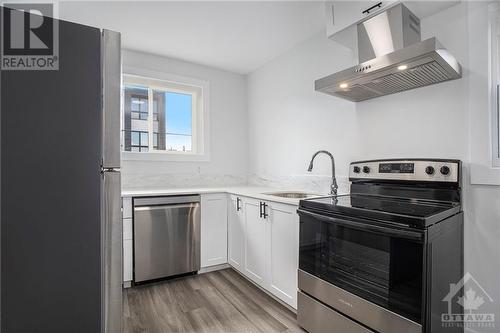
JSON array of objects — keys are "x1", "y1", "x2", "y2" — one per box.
[{"x1": 134, "y1": 203, "x2": 199, "y2": 212}]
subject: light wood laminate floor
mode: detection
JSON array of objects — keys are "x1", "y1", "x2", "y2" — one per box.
[{"x1": 123, "y1": 268, "x2": 305, "y2": 333}]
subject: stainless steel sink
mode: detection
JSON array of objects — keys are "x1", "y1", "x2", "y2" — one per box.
[{"x1": 263, "y1": 191, "x2": 320, "y2": 199}]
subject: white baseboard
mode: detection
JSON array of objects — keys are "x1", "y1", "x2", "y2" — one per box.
[{"x1": 199, "y1": 263, "x2": 230, "y2": 274}]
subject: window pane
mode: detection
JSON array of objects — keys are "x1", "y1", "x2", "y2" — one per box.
[
  {"x1": 166, "y1": 92, "x2": 192, "y2": 137},
  {"x1": 131, "y1": 131, "x2": 139, "y2": 146},
  {"x1": 166, "y1": 134, "x2": 192, "y2": 152},
  {"x1": 152, "y1": 90, "x2": 193, "y2": 152},
  {"x1": 131, "y1": 97, "x2": 148, "y2": 115},
  {"x1": 153, "y1": 133, "x2": 158, "y2": 148},
  {"x1": 167, "y1": 92, "x2": 192, "y2": 152},
  {"x1": 140, "y1": 132, "x2": 149, "y2": 146},
  {"x1": 130, "y1": 98, "x2": 139, "y2": 111},
  {"x1": 123, "y1": 85, "x2": 149, "y2": 152}
]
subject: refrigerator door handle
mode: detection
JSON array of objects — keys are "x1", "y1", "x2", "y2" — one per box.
[
  {"x1": 102, "y1": 29, "x2": 122, "y2": 169},
  {"x1": 101, "y1": 28, "x2": 122, "y2": 333},
  {"x1": 102, "y1": 170, "x2": 122, "y2": 333}
]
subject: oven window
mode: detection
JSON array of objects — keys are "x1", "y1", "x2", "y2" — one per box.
[{"x1": 299, "y1": 213, "x2": 423, "y2": 323}]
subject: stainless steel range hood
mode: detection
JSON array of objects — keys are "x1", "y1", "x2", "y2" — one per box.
[{"x1": 315, "y1": 3, "x2": 462, "y2": 102}]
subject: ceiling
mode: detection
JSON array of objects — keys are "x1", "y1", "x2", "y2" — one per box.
[{"x1": 58, "y1": 1, "x2": 326, "y2": 74}]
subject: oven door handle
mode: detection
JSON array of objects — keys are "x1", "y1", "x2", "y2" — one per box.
[{"x1": 297, "y1": 209, "x2": 424, "y2": 241}]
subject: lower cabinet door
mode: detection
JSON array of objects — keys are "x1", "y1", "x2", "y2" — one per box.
[
  {"x1": 267, "y1": 202, "x2": 299, "y2": 308},
  {"x1": 244, "y1": 198, "x2": 267, "y2": 285},
  {"x1": 201, "y1": 193, "x2": 228, "y2": 268},
  {"x1": 228, "y1": 195, "x2": 244, "y2": 272}
]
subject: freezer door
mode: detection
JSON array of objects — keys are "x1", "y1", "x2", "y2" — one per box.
[
  {"x1": 102, "y1": 170, "x2": 122, "y2": 333},
  {"x1": 102, "y1": 29, "x2": 121, "y2": 168}
]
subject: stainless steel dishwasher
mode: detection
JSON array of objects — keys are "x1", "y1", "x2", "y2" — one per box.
[{"x1": 133, "y1": 195, "x2": 200, "y2": 283}]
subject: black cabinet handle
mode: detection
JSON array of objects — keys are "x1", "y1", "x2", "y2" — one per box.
[
  {"x1": 236, "y1": 197, "x2": 241, "y2": 211},
  {"x1": 259, "y1": 202, "x2": 264, "y2": 218},
  {"x1": 362, "y1": 2, "x2": 382, "y2": 15},
  {"x1": 263, "y1": 203, "x2": 269, "y2": 219}
]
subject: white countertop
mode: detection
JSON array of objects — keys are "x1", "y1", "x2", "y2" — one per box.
[{"x1": 122, "y1": 186, "x2": 327, "y2": 206}]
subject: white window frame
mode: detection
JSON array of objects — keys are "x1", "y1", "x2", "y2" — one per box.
[
  {"x1": 121, "y1": 67, "x2": 210, "y2": 162},
  {"x1": 492, "y1": 9, "x2": 500, "y2": 168},
  {"x1": 471, "y1": 2, "x2": 500, "y2": 185}
]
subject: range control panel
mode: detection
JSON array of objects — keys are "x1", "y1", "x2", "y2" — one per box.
[{"x1": 349, "y1": 159, "x2": 460, "y2": 183}]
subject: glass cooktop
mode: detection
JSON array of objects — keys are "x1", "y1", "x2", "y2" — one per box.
[{"x1": 300, "y1": 194, "x2": 461, "y2": 228}]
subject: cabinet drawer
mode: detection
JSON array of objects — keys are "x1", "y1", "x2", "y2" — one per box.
[
  {"x1": 122, "y1": 197, "x2": 132, "y2": 219},
  {"x1": 298, "y1": 292, "x2": 374, "y2": 333},
  {"x1": 123, "y1": 218, "x2": 132, "y2": 240}
]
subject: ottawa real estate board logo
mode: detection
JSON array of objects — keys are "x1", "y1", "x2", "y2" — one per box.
[
  {"x1": 442, "y1": 272, "x2": 495, "y2": 329},
  {"x1": 1, "y1": 3, "x2": 59, "y2": 70}
]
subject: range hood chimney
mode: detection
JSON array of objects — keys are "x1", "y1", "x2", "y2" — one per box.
[{"x1": 315, "y1": 3, "x2": 462, "y2": 102}]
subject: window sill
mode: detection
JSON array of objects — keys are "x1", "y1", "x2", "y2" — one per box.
[{"x1": 121, "y1": 151, "x2": 210, "y2": 162}]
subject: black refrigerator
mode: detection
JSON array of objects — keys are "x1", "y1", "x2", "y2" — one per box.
[{"x1": 1, "y1": 8, "x2": 122, "y2": 333}]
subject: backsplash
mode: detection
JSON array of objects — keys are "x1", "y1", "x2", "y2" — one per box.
[
  {"x1": 122, "y1": 170, "x2": 350, "y2": 194},
  {"x1": 248, "y1": 174, "x2": 350, "y2": 195},
  {"x1": 121, "y1": 172, "x2": 247, "y2": 190}
]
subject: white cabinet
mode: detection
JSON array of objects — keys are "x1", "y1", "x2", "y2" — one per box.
[
  {"x1": 122, "y1": 197, "x2": 133, "y2": 284},
  {"x1": 122, "y1": 197, "x2": 132, "y2": 219},
  {"x1": 243, "y1": 198, "x2": 268, "y2": 285},
  {"x1": 325, "y1": 1, "x2": 395, "y2": 38},
  {"x1": 123, "y1": 218, "x2": 132, "y2": 240},
  {"x1": 227, "y1": 195, "x2": 299, "y2": 309},
  {"x1": 123, "y1": 239, "x2": 133, "y2": 283},
  {"x1": 267, "y1": 201, "x2": 299, "y2": 309},
  {"x1": 228, "y1": 195, "x2": 244, "y2": 273},
  {"x1": 200, "y1": 193, "x2": 228, "y2": 268}
]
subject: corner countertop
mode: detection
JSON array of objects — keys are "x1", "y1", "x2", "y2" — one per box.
[{"x1": 121, "y1": 186, "x2": 327, "y2": 206}]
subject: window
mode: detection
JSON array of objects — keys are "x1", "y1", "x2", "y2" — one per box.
[
  {"x1": 121, "y1": 73, "x2": 208, "y2": 160},
  {"x1": 130, "y1": 131, "x2": 149, "y2": 152}
]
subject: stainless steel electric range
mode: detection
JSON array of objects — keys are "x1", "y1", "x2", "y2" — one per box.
[{"x1": 297, "y1": 159, "x2": 464, "y2": 333}]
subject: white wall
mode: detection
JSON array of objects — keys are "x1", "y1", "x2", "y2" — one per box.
[
  {"x1": 247, "y1": 1, "x2": 500, "y2": 327},
  {"x1": 121, "y1": 50, "x2": 248, "y2": 189},
  {"x1": 355, "y1": 2, "x2": 469, "y2": 160},
  {"x1": 247, "y1": 32, "x2": 359, "y2": 194}
]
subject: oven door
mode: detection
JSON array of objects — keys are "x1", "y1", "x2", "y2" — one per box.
[{"x1": 298, "y1": 208, "x2": 425, "y2": 327}]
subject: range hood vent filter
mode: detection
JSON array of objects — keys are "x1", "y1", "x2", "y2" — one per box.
[{"x1": 364, "y1": 61, "x2": 453, "y2": 95}]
